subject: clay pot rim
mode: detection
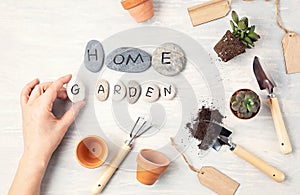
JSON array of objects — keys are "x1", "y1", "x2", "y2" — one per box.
[
  {"x1": 121, "y1": 0, "x2": 149, "y2": 10},
  {"x1": 138, "y1": 149, "x2": 170, "y2": 167},
  {"x1": 75, "y1": 135, "x2": 108, "y2": 169},
  {"x1": 229, "y1": 88, "x2": 261, "y2": 120}
]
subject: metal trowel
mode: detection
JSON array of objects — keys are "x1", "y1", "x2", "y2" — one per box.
[
  {"x1": 253, "y1": 56, "x2": 292, "y2": 154},
  {"x1": 212, "y1": 124, "x2": 285, "y2": 182}
]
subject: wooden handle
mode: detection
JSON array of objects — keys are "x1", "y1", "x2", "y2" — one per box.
[
  {"x1": 232, "y1": 145, "x2": 285, "y2": 182},
  {"x1": 268, "y1": 97, "x2": 292, "y2": 154},
  {"x1": 91, "y1": 144, "x2": 131, "y2": 194}
]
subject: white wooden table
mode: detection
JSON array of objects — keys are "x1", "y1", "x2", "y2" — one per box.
[{"x1": 1, "y1": 1, "x2": 300, "y2": 194}]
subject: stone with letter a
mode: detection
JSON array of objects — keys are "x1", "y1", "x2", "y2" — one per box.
[{"x1": 95, "y1": 79, "x2": 110, "y2": 102}]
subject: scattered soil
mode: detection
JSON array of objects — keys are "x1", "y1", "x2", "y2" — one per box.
[
  {"x1": 214, "y1": 30, "x2": 246, "y2": 62},
  {"x1": 186, "y1": 106, "x2": 224, "y2": 150}
]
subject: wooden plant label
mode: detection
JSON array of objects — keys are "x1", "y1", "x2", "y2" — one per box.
[
  {"x1": 282, "y1": 32, "x2": 300, "y2": 74},
  {"x1": 188, "y1": 0, "x2": 230, "y2": 26},
  {"x1": 198, "y1": 166, "x2": 240, "y2": 195}
]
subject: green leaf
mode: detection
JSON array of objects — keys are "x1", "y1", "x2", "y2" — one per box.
[
  {"x1": 232, "y1": 11, "x2": 239, "y2": 24},
  {"x1": 249, "y1": 25, "x2": 255, "y2": 33},
  {"x1": 244, "y1": 37, "x2": 254, "y2": 47},
  {"x1": 243, "y1": 112, "x2": 253, "y2": 119},
  {"x1": 248, "y1": 32, "x2": 260, "y2": 41},
  {"x1": 252, "y1": 102, "x2": 260, "y2": 113},
  {"x1": 241, "y1": 40, "x2": 248, "y2": 46},
  {"x1": 236, "y1": 91, "x2": 245, "y2": 101},
  {"x1": 240, "y1": 17, "x2": 248, "y2": 28},
  {"x1": 230, "y1": 20, "x2": 235, "y2": 31},
  {"x1": 230, "y1": 95, "x2": 237, "y2": 103},
  {"x1": 245, "y1": 92, "x2": 255, "y2": 101},
  {"x1": 238, "y1": 21, "x2": 247, "y2": 30},
  {"x1": 231, "y1": 101, "x2": 241, "y2": 112},
  {"x1": 241, "y1": 31, "x2": 245, "y2": 39},
  {"x1": 239, "y1": 105, "x2": 248, "y2": 114}
]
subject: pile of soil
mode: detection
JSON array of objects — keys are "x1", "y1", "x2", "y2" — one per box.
[{"x1": 186, "y1": 106, "x2": 224, "y2": 150}]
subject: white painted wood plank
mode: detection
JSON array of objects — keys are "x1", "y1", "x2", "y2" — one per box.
[{"x1": 1, "y1": 0, "x2": 300, "y2": 195}]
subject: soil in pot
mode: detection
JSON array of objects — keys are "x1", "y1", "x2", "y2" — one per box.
[{"x1": 214, "y1": 30, "x2": 246, "y2": 62}]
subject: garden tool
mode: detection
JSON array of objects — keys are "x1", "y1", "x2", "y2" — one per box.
[
  {"x1": 253, "y1": 56, "x2": 292, "y2": 154},
  {"x1": 91, "y1": 117, "x2": 152, "y2": 194},
  {"x1": 212, "y1": 123, "x2": 285, "y2": 182}
]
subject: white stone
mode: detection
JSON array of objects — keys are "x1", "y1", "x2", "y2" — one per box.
[
  {"x1": 127, "y1": 80, "x2": 141, "y2": 104},
  {"x1": 112, "y1": 80, "x2": 126, "y2": 102},
  {"x1": 152, "y1": 42, "x2": 186, "y2": 76},
  {"x1": 160, "y1": 84, "x2": 176, "y2": 100},
  {"x1": 142, "y1": 83, "x2": 160, "y2": 102},
  {"x1": 66, "y1": 78, "x2": 85, "y2": 103},
  {"x1": 95, "y1": 79, "x2": 109, "y2": 101}
]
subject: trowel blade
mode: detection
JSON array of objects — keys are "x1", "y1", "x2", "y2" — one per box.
[
  {"x1": 212, "y1": 125, "x2": 232, "y2": 151},
  {"x1": 253, "y1": 56, "x2": 275, "y2": 94}
]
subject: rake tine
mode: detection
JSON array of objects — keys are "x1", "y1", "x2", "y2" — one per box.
[
  {"x1": 133, "y1": 120, "x2": 147, "y2": 138},
  {"x1": 130, "y1": 117, "x2": 141, "y2": 138},
  {"x1": 135, "y1": 125, "x2": 153, "y2": 138}
]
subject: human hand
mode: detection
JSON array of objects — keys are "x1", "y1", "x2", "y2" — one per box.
[{"x1": 20, "y1": 74, "x2": 85, "y2": 164}]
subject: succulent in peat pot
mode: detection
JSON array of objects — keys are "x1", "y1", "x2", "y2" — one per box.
[{"x1": 214, "y1": 10, "x2": 260, "y2": 62}]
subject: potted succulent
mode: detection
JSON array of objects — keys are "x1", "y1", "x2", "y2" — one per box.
[
  {"x1": 214, "y1": 11, "x2": 260, "y2": 62},
  {"x1": 121, "y1": 0, "x2": 154, "y2": 23},
  {"x1": 230, "y1": 89, "x2": 261, "y2": 119}
]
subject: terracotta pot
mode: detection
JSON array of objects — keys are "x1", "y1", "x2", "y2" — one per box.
[
  {"x1": 136, "y1": 149, "x2": 170, "y2": 185},
  {"x1": 229, "y1": 88, "x2": 261, "y2": 120},
  {"x1": 75, "y1": 135, "x2": 108, "y2": 169},
  {"x1": 121, "y1": 0, "x2": 154, "y2": 23}
]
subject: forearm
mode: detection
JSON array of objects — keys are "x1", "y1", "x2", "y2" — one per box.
[{"x1": 8, "y1": 153, "x2": 49, "y2": 195}]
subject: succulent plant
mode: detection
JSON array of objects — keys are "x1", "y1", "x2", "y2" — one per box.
[
  {"x1": 230, "y1": 89, "x2": 260, "y2": 119},
  {"x1": 230, "y1": 11, "x2": 260, "y2": 48}
]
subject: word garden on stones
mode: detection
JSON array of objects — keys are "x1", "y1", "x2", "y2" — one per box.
[
  {"x1": 95, "y1": 79, "x2": 177, "y2": 103},
  {"x1": 67, "y1": 78, "x2": 176, "y2": 104},
  {"x1": 67, "y1": 40, "x2": 185, "y2": 103}
]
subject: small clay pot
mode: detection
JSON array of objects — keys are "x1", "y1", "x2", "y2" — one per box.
[
  {"x1": 136, "y1": 149, "x2": 170, "y2": 185},
  {"x1": 121, "y1": 0, "x2": 154, "y2": 23},
  {"x1": 230, "y1": 88, "x2": 261, "y2": 120},
  {"x1": 76, "y1": 135, "x2": 108, "y2": 169}
]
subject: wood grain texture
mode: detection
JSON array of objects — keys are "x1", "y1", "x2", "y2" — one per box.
[
  {"x1": 188, "y1": 0, "x2": 230, "y2": 26},
  {"x1": 232, "y1": 144, "x2": 285, "y2": 182},
  {"x1": 91, "y1": 144, "x2": 131, "y2": 194},
  {"x1": 198, "y1": 166, "x2": 240, "y2": 195},
  {"x1": 1, "y1": 0, "x2": 300, "y2": 195},
  {"x1": 268, "y1": 97, "x2": 292, "y2": 154}
]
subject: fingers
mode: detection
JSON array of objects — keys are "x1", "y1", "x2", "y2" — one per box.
[
  {"x1": 58, "y1": 101, "x2": 85, "y2": 132},
  {"x1": 28, "y1": 82, "x2": 52, "y2": 104},
  {"x1": 28, "y1": 82, "x2": 68, "y2": 104},
  {"x1": 42, "y1": 74, "x2": 72, "y2": 104},
  {"x1": 57, "y1": 88, "x2": 68, "y2": 100},
  {"x1": 20, "y1": 78, "x2": 40, "y2": 106}
]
